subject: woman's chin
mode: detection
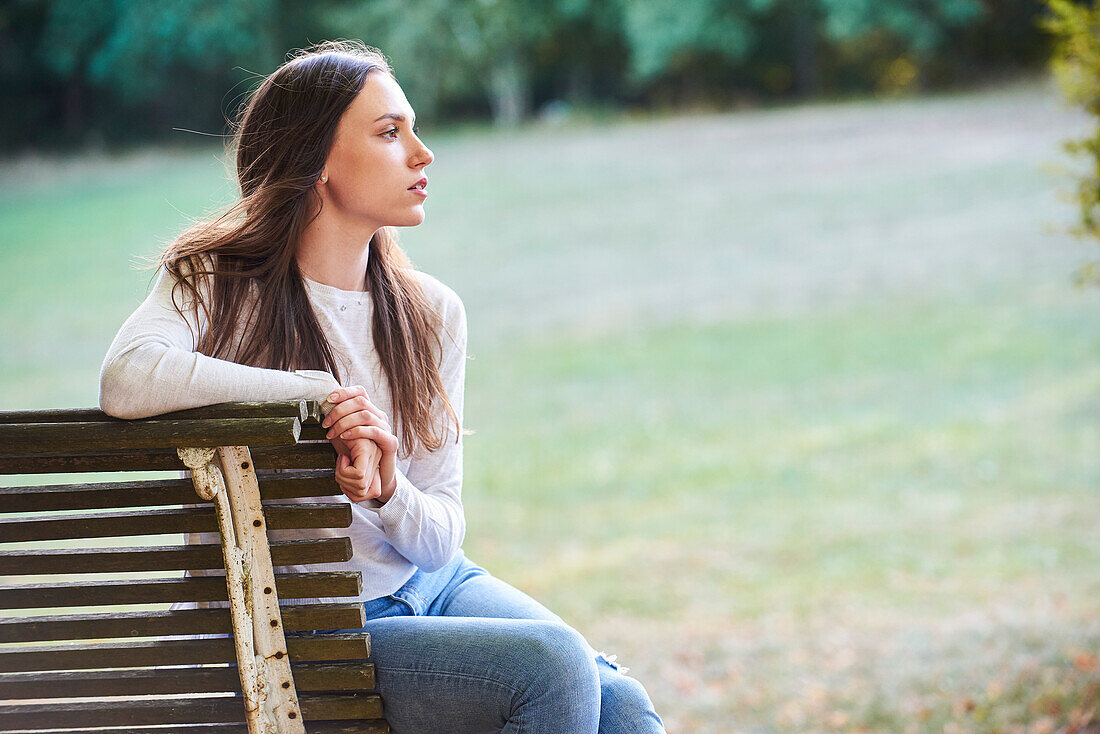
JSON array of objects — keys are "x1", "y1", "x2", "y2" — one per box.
[{"x1": 397, "y1": 209, "x2": 427, "y2": 227}]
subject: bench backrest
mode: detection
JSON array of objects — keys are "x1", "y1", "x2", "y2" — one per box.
[{"x1": 0, "y1": 401, "x2": 387, "y2": 733}]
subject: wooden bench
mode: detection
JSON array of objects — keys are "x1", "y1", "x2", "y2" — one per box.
[{"x1": 0, "y1": 401, "x2": 388, "y2": 733}]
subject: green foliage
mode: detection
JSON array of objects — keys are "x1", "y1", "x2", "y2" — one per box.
[
  {"x1": 818, "y1": 0, "x2": 983, "y2": 54},
  {"x1": 322, "y1": 0, "x2": 562, "y2": 124},
  {"x1": 1044, "y1": 0, "x2": 1100, "y2": 286},
  {"x1": 616, "y1": 0, "x2": 761, "y2": 82},
  {"x1": 614, "y1": 0, "x2": 984, "y2": 92},
  {"x1": 320, "y1": 0, "x2": 475, "y2": 121},
  {"x1": 0, "y1": 0, "x2": 1048, "y2": 148},
  {"x1": 40, "y1": 0, "x2": 280, "y2": 104},
  {"x1": 38, "y1": 0, "x2": 115, "y2": 78}
]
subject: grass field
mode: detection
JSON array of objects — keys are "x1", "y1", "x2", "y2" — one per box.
[{"x1": 1, "y1": 77, "x2": 1098, "y2": 732}]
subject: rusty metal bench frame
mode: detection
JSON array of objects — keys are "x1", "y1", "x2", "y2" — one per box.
[{"x1": 0, "y1": 401, "x2": 387, "y2": 733}]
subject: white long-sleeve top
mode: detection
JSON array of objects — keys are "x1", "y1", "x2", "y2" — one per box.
[{"x1": 100, "y1": 264, "x2": 468, "y2": 601}]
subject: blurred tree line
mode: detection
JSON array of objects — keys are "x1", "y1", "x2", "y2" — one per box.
[
  {"x1": 1, "y1": 0, "x2": 1049, "y2": 152},
  {"x1": 1044, "y1": 0, "x2": 1100, "y2": 285}
]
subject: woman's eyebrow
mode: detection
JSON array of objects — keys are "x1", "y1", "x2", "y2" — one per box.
[{"x1": 374, "y1": 112, "x2": 416, "y2": 126}]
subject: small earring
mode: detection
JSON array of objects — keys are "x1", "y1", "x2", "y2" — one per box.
[{"x1": 319, "y1": 174, "x2": 328, "y2": 184}]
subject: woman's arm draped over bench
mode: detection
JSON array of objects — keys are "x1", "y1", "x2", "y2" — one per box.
[
  {"x1": 99, "y1": 263, "x2": 468, "y2": 577},
  {"x1": 100, "y1": 266, "x2": 341, "y2": 419}
]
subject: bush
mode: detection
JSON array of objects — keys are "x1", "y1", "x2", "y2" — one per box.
[{"x1": 1044, "y1": 0, "x2": 1100, "y2": 285}]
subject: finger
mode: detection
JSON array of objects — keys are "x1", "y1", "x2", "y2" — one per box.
[
  {"x1": 326, "y1": 408, "x2": 386, "y2": 440},
  {"x1": 335, "y1": 462, "x2": 370, "y2": 497},
  {"x1": 335, "y1": 471, "x2": 357, "y2": 496},
  {"x1": 330, "y1": 436, "x2": 352, "y2": 457},
  {"x1": 322, "y1": 394, "x2": 368, "y2": 428},
  {"x1": 323, "y1": 390, "x2": 385, "y2": 426},
  {"x1": 334, "y1": 470, "x2": 355, "y2": 496},
  {"x1": 341, "y1": 426, "x2": 399, "y2": 452},
  {"x1": 336, "y1": 471, "x2": 376, "y2": 503},
  {"x1": 323, "y1": 397, "x2": 389, "y2": 434},
  {"x1": 323, "y1": 386, "x2": 366, "y2": 422},
  {"x1": 339, "y1": 484, "x2": 371, "y2": 503},
  {"x1": 355, "y1": 444, "x2": 382, "y2": 471},
  {"x1": 335, "y1": 453, "x2": 353, "y2": 482},
  {"x1": 336, "y1": 477, "x2": 356, "y2": 498},
  {"x1": 326, "y1": 385, "x2": 368, "y2": 407},
  {"x1": 337, "y1": 460, "x2": 364, "y2": 482}
]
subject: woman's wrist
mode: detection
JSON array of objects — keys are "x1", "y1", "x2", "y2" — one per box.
[{"x1": 378, "y1": 475, "x2": 398, "y2": 503}]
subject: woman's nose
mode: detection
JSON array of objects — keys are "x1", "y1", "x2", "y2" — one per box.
[
  {"x1": 413, "y1": 141, "x2": 433, "y2": 167},
  {"x1": 421, "y1": 147, "x2": 434, "y2": 167}
]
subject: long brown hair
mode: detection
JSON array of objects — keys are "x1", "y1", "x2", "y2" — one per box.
[{"x1": 160, "y1": 40, "x2": 459, "y2": 457}]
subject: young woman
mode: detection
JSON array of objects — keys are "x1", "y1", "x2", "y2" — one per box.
[{"x1": 100, "y1": 40, "x2": 665, "y2": 733}]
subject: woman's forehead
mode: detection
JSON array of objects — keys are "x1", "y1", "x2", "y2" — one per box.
[{"x1": 347, "y1": 73, "x2": 414, "y2": 125}]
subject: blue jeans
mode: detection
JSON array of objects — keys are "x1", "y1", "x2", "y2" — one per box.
[{"x1": 325, "y1": 550, "x2": 665, "y2": 734}]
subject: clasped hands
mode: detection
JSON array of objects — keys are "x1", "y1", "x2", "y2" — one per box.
[{"x1": 324, "y1": 386, "x2": 400, "y2": 505}]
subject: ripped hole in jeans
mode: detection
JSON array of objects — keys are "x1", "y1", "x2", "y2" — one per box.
[{"x1": 597, "y1": 650, "x2": 630, "y2": 675}]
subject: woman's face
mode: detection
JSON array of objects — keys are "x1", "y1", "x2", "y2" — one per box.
[{"x1": 320, "y1": 71, "x2": 434, "y2": 232}]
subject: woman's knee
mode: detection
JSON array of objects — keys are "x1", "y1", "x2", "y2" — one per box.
[
  {"x1": 516, "y1": 621, "x2": 598, "y2": 681},
  {"x1": 597, "y1": 663, "x2": 665, "y2": 733},
  {"x1": 497, "y1": 621, "x2": 601, "y2": 731}
]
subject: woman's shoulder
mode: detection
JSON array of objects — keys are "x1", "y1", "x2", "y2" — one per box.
[
  {"x1": 409, "y1": 269, "x2": 465, "y2": 326},
  {"x1": 160, "y1": 252, "x2": 218, "y2": 302}
]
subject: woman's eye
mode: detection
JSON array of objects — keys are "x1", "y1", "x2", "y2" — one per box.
[{"x1": 382, "y1": 125, "x2": 420, "y2": 139}]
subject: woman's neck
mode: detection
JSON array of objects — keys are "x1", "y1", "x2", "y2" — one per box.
[{"x1": 296, "y1": 216, "x2": 375, "y2": 291}]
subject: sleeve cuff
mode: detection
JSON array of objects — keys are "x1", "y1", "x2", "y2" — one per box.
[
  {"x1": 371, "y1": 470, "x2": 416, "y2": 520},
  {"x1": 293, "y1": 369, "x2": 341, "y2": 404}
]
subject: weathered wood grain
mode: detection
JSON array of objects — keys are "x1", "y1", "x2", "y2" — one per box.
[
  {"x1": 0, "y1": 692, "x2": 382, "y2": 728},
  {"x1": 0, "y1": 470, "x2": 339, "y2": 512},
  {"x1": 0, "y1": 661, "x2": 375, "y2": 698},
  {"x1": 0, "y1": 571, "x2": 362, "y2": 609},
  {"x1": 0, "y1": 633, "x2": 371, "y2": 672},
  {"x1": 0, "y1": 443, "x2": 336, "y2": 474},
  {"x1": 0, "y1": 503, "x2": 351, "y2": 543},
  {"x1": 0, "y1": 602, "x2": 365, "y2": 643},
  {"x1": 0, "y1": 418, "x2": 301, "y2": 453},
  {"x1": 0, "y1": 537, "x2": 352, "y2": 575}
]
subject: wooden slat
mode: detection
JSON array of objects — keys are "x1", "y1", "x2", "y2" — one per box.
[
  {"x1": 0, "y1": 537, "x2": 352, "y2": 575},
  {"x1": 252, "y1": 444, "x2": 337, "y2": 471},
  {"x1": 292, "y1": 661, "x2": 375, "y2": 692},
  {"x1": 0, "y1": 418, "x2": 301, "y2": 454},
  {"x1": 298, "y1": 424, "x2": 329, "y2": 442},
  {"x1": 0, "y1": 667, "x2": 242, "y2": 699},
  {"x1": 0, "y1": 661, "x2": 375, "y2": 699},
  {"x1": 288, "y1": 633, "x2": 372, "y2": 661},
  {"x1": 0, "y1": 443, "x2": 336, "y2": 475},
  {"x1": 7, "y1": 723, "x2": 391, "y2": 734},
  {"x1": 0, "y1": 448, "x2": 184, "y2": 474},
  {"x1": 300, "y1": 692, "x2": 385, "y2": 720},
  {"x1": 0, "y1": 507, "x2": 219, "y2": 542},
  {"x1": 0, "y1": 633, "x2": 370, "y2": 672},
  {"x1": 0, "y1": 571, "x2": 362, "y2": 609},
  {"x1": 302, "y1": 400, "x2": 324, "y2": 424},
  {"x1": 257, "y1": 470, "x2": 339, "y2": 500},
  {"x1": 0, "y1": 603, "x2": 366, "y2": 643},
  {"x1": 0, "y1": 502, "x2": 351, "y2": 543},
  {"x1": 0, "y1": 471, "x2": 339, "y2": 513},
  {"x1": 0, "y1": 692, "x2": 382, "y2": 728},
  {"x1": 0, "y1": 477, "x2": 199, "y2": 511},
  {"x1": 305, "y1": 722, "x2": 389, "y2": 734},
  {"x1": 0, "y1": 401, "x2": 315, "y2": 424}
]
